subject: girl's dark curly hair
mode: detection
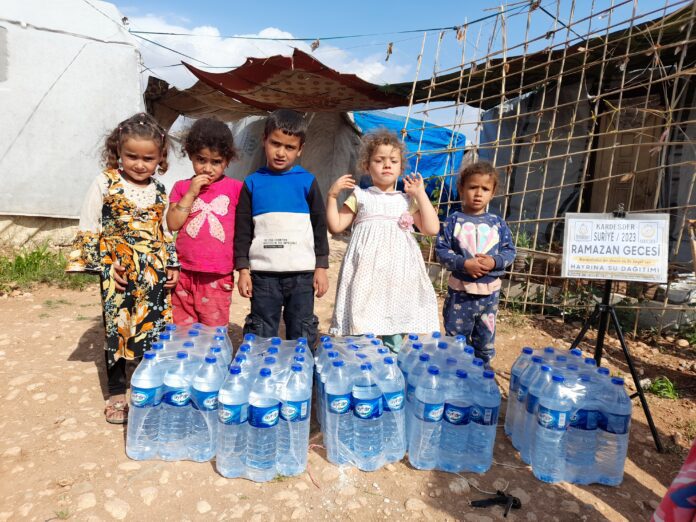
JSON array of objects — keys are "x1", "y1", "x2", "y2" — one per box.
[
  {"x1": 358, "y1": 129, "x2": 408, "y2": 175},
  {"x1": 102, "y1": 112, "x2": 169, "y2": 173},
  {"x1": 183, "y1": 118, "x2": 237, "y2": 162}
]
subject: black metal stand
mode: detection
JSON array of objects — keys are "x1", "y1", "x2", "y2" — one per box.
[{"x1": 569, "y1": 279, "x2": 664, "y2": 453}]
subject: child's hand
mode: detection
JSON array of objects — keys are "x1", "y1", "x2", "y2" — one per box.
[
  {"x1": 314, "y1": 267, "x2": 328, "y2": 298},
  {"x1": 475, "y1": 254, "x2": 495, "y2": 271},
  {"x1": 237, "y1": 270, "x2": 252, "y2": 298},
  {"x1": 464, "y1": 257, "x2": 491, "y2": 279},
  {"x1": 403, "y1": 173, "x2": 426, "y2": 196},
  {"x1": 187, "y1": 174, "x2": 214, "y2": 198},
  {"x1": 112, "y1": 262, "x2": 127, "y2": 291},
  {"x1": 328, "y1": 174, "x2": 355, "y2": 198},
  {"x1": 165, "y1": 268, "x2": 179, "y2": 289}
]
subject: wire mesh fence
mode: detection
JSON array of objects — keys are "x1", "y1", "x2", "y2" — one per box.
[{"x1": 403, "y1": 0, "x2": 696, "y2": 335}]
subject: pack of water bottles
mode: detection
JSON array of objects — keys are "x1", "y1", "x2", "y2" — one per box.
[
  {"x1": 505, "y1": 346, "x2": 632, "y2": 485},
  {"x1": 126, "y1": 326, "x2": 315, "y2": 482},
  {"x1": 316, "y1": 332, "x2": 501, "y2": 474}
]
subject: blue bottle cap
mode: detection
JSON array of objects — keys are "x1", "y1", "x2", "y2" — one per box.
[
  {"x1": 570, "y1": 348, "x2": 583, "y2": 357},
  {"x1": 271, "y1": 337, "x2": 281, "y2": 345},
  {"x1": 244, "y1": 333, "x2": 256, "y2": 341},
  {"x1": 264, "y1": 356, "x2": 276, "y2": 365},
  {"x1": 229, "y1": 365, "x2": 241, "y2": 375},
  {"x1": 295, "y1": 346, "x2": 306, "y2": 353},
  {"x1": 556, "y1": 355, "x2": 567, "y2": 363},
  {"x1": 419, "y1": 353, "x2": 431, "y2": 362},
  {"x1": 165, "y1": 324, "x2": 177, "y2": 331},
  {"x1": 235, "y1": 354, "x2": 247, "y2": 363},
  {"x1": 456, "y1": 369, "x2": 468, "y2": 379},
  {"x1": 210, "y1": 346, "x2": 221, "y2": 353},
  {"x1": 482, "y1": 370, "x2": 495, "y2": 379},
  {"x1": 584, "y1": 358, "x2": 597, "y2": 366},
  {"x1": 159, "y1": 333, "x2": 171, "y2": 341},
  {"x1": 580, "y1": 375, "x2": 591, "y2": 382},
  {"x1": 427, "y1": 365, "x2": 440, "y2": 375},
  {"x1": 214, "y1": 335, "x2": 225, "y2": 342},
  {"x1": 437, "y1": 342, "x2": 448, "y2": 350},
  {"x1": 412, "y1": 342, "x2": 423, "y2": 350},
  {"x1": 432, "y1": 332, "x2": 442, "y2": 338},
  {"x1": 377, "y1": 348, "x2": 388, "y2": 355},
  {"x1": 455, "y1": 335, "x2": 466, "y2": 342},
  {"x1": 151, "y1": 342, "x2": 164, "y2": 350},
  {"x1": 267, "y1": 346, "x2": 279, "y2": 355},
  {"x1": 348, "y1": 345, "x2": 360, "y2": 352},
  {"x1": 356, "y1": 353, "x2": 368, "y2": 360},
  {"x1": 297, "y1": 337, "x2": 308, "y2": 345},
  {"x1": 566, "y1": 364, "x2": 579, "y2": 372},
  {"x1": 327, "y1": 351, "x2": 339, "y2": 358},
  {"x1": 183, "y1": 341, "x2": 194, "y2": 349},
  {"x1": 522, "y1": 347, "x2": 534, "y2": 354},
  {"x1": 205, "y1": 356, "x2": 217, "y2": 364},
  {"x1": 320, "y1": 335, "x2": 331, "y2": 343},
  {"x1": 176, "y1": 351, "x2": 188, "y2": 359},
  {"x1": 360, "y1": 363, "x2": 373, "y2": 371},
  {"x1": 323, "y1": 342, "x2": 333, "y2": 349},
  {"x1": 143, "y1": 351, "x2": 156, "y2": 360},
  {"x1": 187, "y1": 330, "x2": 199, "y2": 337},
  {"x1": 215, "y1": 327, "x2": 227, "y2": 334},
  {"x1": 464, "y1": 347, "x2": 475, "y2": 355},
  {"x1": 531, "y1": 355, "x2": 544, "y2": 364},
  {"x1": 611, "y1": 377, "x2": 625, "y2": 385},
  {"x1": 472, "y1": 358, "x2": 483, "y2": 367},
  {"x1": 540, "y1": 365, "x2": 551, "y2": 372},
  {"x1": 552, "y1": 374, "x2": 565, "y2": 383},
  {"x1": 597, "y1": 367, "x2": 610, "y2": 375},
  {"x1": 294, "y1": 355, "x2": 305, "y2": 364},
  {"x1": 365, "y1": 333, "x2": 375, "y2": 339},
  {"x1": 371, "y1": 339, "x2": 381, "y2": 346},
  {"x1": 239, "y1": 344, "x2": 251, "y2": 353},
  {"x1": 291, "y1": 364, "x2": 302, "y2": 372},
  {"x1": 544, "y1": 347, "x2": 555, "y2": 354},
  {"x1": 446, "y1": 357, "x2": 458, "y2": 366},
  {"x1": 383, "y1": 357, "x2": 395, "y2": 365},
  {"x1": 259, "y1": 368, "x2": 271, "y2": 377},
  {"x1": 333, "y1": 360, "x2": 345, "y2": 367},
  {"x1": 192, "y1": 323, "x2": 204, "y2": 329},
  {"x1": 408, "y1": 334, "x2": 419, "y2": 341}
]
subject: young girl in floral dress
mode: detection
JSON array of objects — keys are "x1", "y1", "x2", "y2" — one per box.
[
  {"x1": 326, "y1": 129, "x2": 440, "y2": 352},
  {"x1": 67, "y1": 113, "x2": 179, "y2": 424}
]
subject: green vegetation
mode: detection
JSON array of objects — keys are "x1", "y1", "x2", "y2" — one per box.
[
  {"x1": 647, "y1": 376, "x2": 679, "y2": 399},
  {"x1": 0, "y1": 245, "x2": 93, "y2": 293}
]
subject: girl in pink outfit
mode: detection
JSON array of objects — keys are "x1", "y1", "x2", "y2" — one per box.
[{"x1": 167, "y1": 118, "x2": 242, "y2": 327}]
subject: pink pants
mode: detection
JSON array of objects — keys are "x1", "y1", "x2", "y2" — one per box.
[{"x1": 172, "y1": 269, "x2": 233, "y2": 327}]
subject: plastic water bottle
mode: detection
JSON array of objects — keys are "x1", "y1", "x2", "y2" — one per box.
[
  {"x1": 596, "y1": 377, "x2": 632, "y2": 486},
  {"x1": 406, "y1": 353, "x2": 431, "y2": 438},
  {"x1": 208, "y1": 346, "x2": 229, "y2": 373},
  {"x1": 159, "y1": 351, "x2": 194, "y2": 461},
  {"x1": 401, "y1": 342, "x2": 423, "y2": 384},
  {"x1": 126, "y1": 351, "x2": 163, "y2": 460},
  {"x1": 438, "y1": 369, "x2": 471, "y2": 472},
  {"x1": 352, "y1": 363, "x2": 384, "y2": 471},
  {"x1": 216, "y1": 365, "x2": 250, "y2": 478},
  {"x1": 324, "y1": 360, "x2": 353, "y2": 464},
  {"x1": 520, "y1": 364, "x2": 553, "y2": 464},
  {"x1": 565, "y1": 375, "x2": 600, "y2": 484},
  {"x1": 189, "y1": 356, "x2": 225, "y2": 462},
  {"x1": 214, "y1": 327, "x2": 233, "y2": 363},
  {"x1": 511, "y1": 355, "x2": 543, "y2": 450},
  {"x1": 467, "y1": 370, "x2": 501, "y2": 473},
  {"x1": 378, "y1": 357, "x2": 406, "y2": 463},
  {"x1": 531, "y1": 374, "x2": 572, "y2": 483},
  {"x1": 246, "y1": 368, "x2": 280, "y2": 482},
  {"x1": 397, "y1": 334, "x2": 419, "y2": 370},
  {"x1": 504, "y1": 347, "x2": 534, "y2": 436},
  {"x1": 542, "y1": 346, "x2": 556, "y2": 362},
  {"x1": 277, "y1": 364, "x2": 312, "y2": 476},
  {"x1": 408, "y1": 365, "x2": 444, "y2": 470}
]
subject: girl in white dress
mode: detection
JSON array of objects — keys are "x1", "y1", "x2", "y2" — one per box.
[{"x1": 327, "y1": 130, "x2": 440, "y2": 351}]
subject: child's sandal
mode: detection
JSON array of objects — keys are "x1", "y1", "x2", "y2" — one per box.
[{"x1": 104, "y1": 394, "x2": 129, "y2": 425}]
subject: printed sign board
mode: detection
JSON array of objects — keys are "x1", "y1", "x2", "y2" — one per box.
[{"x1": 562, "y1": 213, "x2": 669, "y2": 283}]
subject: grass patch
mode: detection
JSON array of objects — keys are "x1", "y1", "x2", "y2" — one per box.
[
  {"x1": 44, "y1": 299, "x2": 71, "y2": 308},
  {"x1": 0, "y1": 245, "x2": 93, "y2": 293},
  {"x1": 647, "y1": 376, "x2": 679, "y2": 399}
]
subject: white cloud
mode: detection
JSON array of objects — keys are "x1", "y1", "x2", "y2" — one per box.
[{"x1": 127, "y1": 15, "x2": 411, "y2": 89}]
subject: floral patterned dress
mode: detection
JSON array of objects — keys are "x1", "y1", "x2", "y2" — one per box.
[
  {"x1": 67, "y1": 169, "x2": 178, "y2": 362},
  {"x1": 330, "y1": 186, "x2": 440, "y2": 336}
]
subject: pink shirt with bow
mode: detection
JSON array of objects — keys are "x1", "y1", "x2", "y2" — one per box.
[{"x1": 170, "y1": 176, "x2": 243, "y2": 274}]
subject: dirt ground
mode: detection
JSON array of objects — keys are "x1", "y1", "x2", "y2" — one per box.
[{"x1": 1, "y1": 239, "x2": 695, "y2": 521}]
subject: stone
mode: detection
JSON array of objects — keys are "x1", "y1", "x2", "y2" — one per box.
[
  {"x1": 321, "y1": 466, "x2": 340, "y2": 482},
  {"x1": 346, "y1": 501, "x2": 361, "y2": 510},
  {"x1": 405, "y1": 498, "x2": 428, "y2": 512},
  {"x1": 104, "y1": 499, "x2": 130, "y2": 520},
  {"x1": 80, "y1": 462, "x2": 97, "y2": 471},
  {"x1": 449, "y1": 478, "x2": 470, "y2": 495},
  {"x1": 492, "y1": 478, "x2": 507, "y2": 491},
  {"x1": 59, "y1": 431, "x2": 87, "y2": 441},
  {"x1": 291, "y1": 508, "x2": 307, "y2": 519},
  {"x1": 140, "y1": 487, "x2": 158, "y2": 506},
  {"x1": 676, "y1": 339, "x2": 690, "y2": 348},
  {"x1": 273, "y1": 490, "x2": 299, "y2": 502},
  {"x1": 117, "y1": 462, "x2": 141, "y2": 472},
  {"x1": 340, "y1": 485, "x2": 357, "y2": 496},
  {"x1": 228, "y1": 503, "x2": 250, "y2": 519},
  {"x1": 197, "y1": 501, "x2": 211, "y2": 514},
  {"x1": 159, "y1": 470, "x2": 170, "y2": 484},
  {"x1": 510, "y1": 487, "x2": 530, "y2": 505},
  {"x1": 77, "y1": 493, "x2": 97, "y2": 511},
  {"x1": 294, "y1": 481, "x2": 309, "y2": 491},
  {"x1": 384, "y1": 463, "x2": 397, "y2": 471},
  {"x1": 2, "y1": 447, "x2": 21, "y2": 458},
  {"x1": 561, "y1": 500, "x2": 580, "y2": 514}
]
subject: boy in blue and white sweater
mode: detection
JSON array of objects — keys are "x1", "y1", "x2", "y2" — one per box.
[
  {"x1": 234, "y1": 110, "x2": 329, "y2": 349},
  {"x1": 435, "y1": 162, "x2": 516, "y2": 366}
]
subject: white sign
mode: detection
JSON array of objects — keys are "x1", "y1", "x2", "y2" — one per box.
[{"x1": 562, "y1": 213, "x2": 669, "y2": 283}]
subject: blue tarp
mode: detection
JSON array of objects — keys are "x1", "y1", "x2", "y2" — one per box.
[{"x1": 352, "y1": 111, "x2": 466, "y2": 220}]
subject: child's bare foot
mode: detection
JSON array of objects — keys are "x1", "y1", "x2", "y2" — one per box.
[{"x1": 104, "y1": 394, "x2": 129, "y2": 424}]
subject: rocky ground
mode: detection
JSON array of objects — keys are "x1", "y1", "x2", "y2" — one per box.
[{"x1": 0, "y1": 239, "x2": 694, "y2": 521}]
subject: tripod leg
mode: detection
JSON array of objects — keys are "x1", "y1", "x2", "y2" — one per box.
[
  {"x1": 609, "y1": 308, "x2": 664, "y2": 453},
  {"x1": 569, "y1": 305, "x2": 601, "y2": 351}
]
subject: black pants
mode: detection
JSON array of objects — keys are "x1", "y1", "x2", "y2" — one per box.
[
  {"x1": 105, "y1": 351, "x2": 140, "y2": 396},
  {"x1": 243, "y1": 272, "x2": 319, "y2": 349}
]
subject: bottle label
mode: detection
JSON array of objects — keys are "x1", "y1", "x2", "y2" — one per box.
[
  {"x1": 416, "y1": 400, "x2": 444, "y2": 422},
  {"x1": 406, "y1": 383, "x2": 416, "y2": 403},
  {"x1": 218, "y1": 403, "x2": 248, "y2": 425},
  {"x1": 510, "y1": 374, "x2": 520, "y2": 392},
  {"x1": 382, "y1": 390, "x2": 405, "y2": 412},
  {"x1": 569, "y1": 409, "x2": 600, "y2": 430},
  {"x1": 443, "y1": 403, "x2": 470, "y2": 425},
  {"x1": 470, "y1": 405, "x2": 499, "y2": 426},
  {"x1": 598, "y1": 412, "x2": 631, "y2": 435},
  {"x1": 249, "y1": 403, "x2": 280, "y2": 428},
  {"x1": 162, "y1": 387, "x2": 190, "y2": 407},
  {"x1": 190, "y1": 389, "x2": 219, "y2": 412},
  {"x1": 280, "y1": 399, "x2": 310, "y2": 422},
  {"x1": 537, "y1": 405, "x2": 570, "y2": 431},
  {"x1": 130, "y1": 386, "x2": 161, "y2": 408},
  {"x1": 352, "y1": 396, "x2": 383, "y2": 420},
  {"x1": 517, "y1": 384, "x2": 528, "y2": 403},
  {"x1": 327, "y1": 393, "x2": 351, "y2": 414},
  {"x1": 525, "y1": 392, "x2": 539, "y2": 414}
]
